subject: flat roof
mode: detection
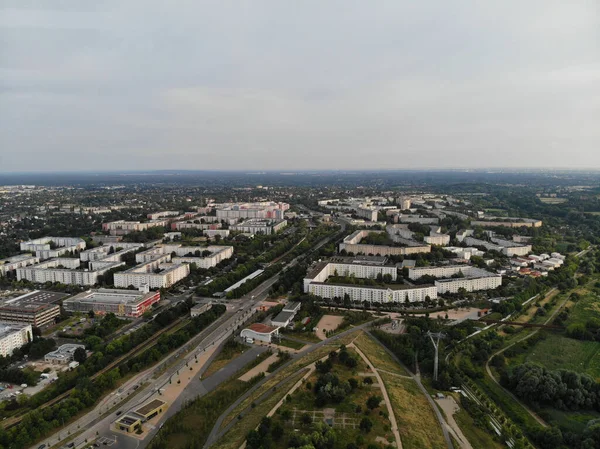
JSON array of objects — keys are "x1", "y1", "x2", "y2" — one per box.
[
  {"x1": 272, "y1": 311, "x2": 295, "y2": 324},
  {"x1": 0, "y1": 290, "x2": 67, "y2": 312},
  {"x1": 313, "y1": 281, "x2": 435, "y2": 291},
  {"x1": 0, "y1": 322, "x2": 30, "y2": 339},
  {"x1": 246, "y1": 323, "x2": 278, "y2": 334},
  {"x1": 135, "y1": 399, "x2": 166, "y2": 416},
  {"x1": 66, "y1": 289, "x2": 155, "y2": 306},
  {"x1": 283, "y1": 301, "x2": 301, "y2": 312},
  {"x1": 117, "y1": 415, "x2": 140, "y2": 426},
  {"x1": 0, "y1": 253, "x2": 37, "y2": 264}
]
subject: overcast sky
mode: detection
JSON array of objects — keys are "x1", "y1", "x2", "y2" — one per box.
[{"x1": 1, "y1": 1, "x2": 599, "y2": 172}]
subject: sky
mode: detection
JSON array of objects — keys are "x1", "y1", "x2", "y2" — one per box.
[{"x1": 0, "y1": 0, "x2": 599, "y2": 172}]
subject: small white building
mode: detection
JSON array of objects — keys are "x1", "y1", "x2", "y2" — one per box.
[{"x1": 240, "y1": 323, "x2": 279, "y2": 343}]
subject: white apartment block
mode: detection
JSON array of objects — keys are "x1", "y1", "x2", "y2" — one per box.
[
  {"x1": 304, "y1": 261, "x2": 397, "y2": 291},
  {"x1": 471, "y1": 218, "x2": 542, "y2": 228},
  {"x1": 135, "y1": 245, "x2": 233, "y2": 268},
  {"x1": 307, "y1": 283, "x2": 437, "y2": 304},
  {"x1": 356, "y1": 207, "x2": 378, "y2": 222},
  {"x1": 340, "y1": 230, "x2": 431, "y2": 256},
  {"x1": 171, "y1": 222, "x2": 222, "y2": 231},
  {"x1": 147, "y1": 211, "x2": 180, "y2": 220},
  {"x1": 204, "y1": 229, "x2": 230, "y2": 239},
  {"x1": 302, "y1": 259, "x2": 434, "y2": 303},
  {"x1": 19, "y1": 237, "x2": 86, "y2": 260},
  {"x1": 435, "y1": 276, "x2": 502, "y2": 294},
  {"x1": 102, "y1": 220, "x2": 168, "y2": 236},
  {"x1": 464, "y1": 237, "x2": 531, "y2": 257},
  {"x1": 445, "y1": 247, "x2": 485, "y2": 260},
  {"x1": 424, "y1": 233, "x2": 450, "y2": 246},
  {"x1": 398, "y1": 215, "x2": 439, "y2": 225},
  {"x1": 215, "y1": 202, "x2": 290, "y2": 220},
  {"x1": 408, "y1": 265, "x2": 482, "y2": 280},
  {"x1": 0, "y1": 254, "x2": 40, "y2": 276},
  {"x1": 0, "y1": 323, "x2": 33, "y2": 357},
  {"x1": 230, "y1": 219, "x2": 287, "y2": 235},
  {"x1": 17, "y1": 259, "x2": 125, "y2": 286},
  {"x1": 114, "y1": 262, "x2": 190, "y2": 289}
]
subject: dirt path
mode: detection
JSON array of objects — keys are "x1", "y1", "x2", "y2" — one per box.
[
  {"x1": 238, "y1": 354, "x2": 279, "y2": 382},
  {"x1": 315, "y1": 315, "x2": 344, "y2": 340},
  {"x1": 351, "y1": 344, "x2": 403, "y2": 449},
  {"x1": 435, "y1": 397, "x2": 472, "y2": 449},
  {"x1": 485, "y1": 288, "x2": 569, "y2": 429}
]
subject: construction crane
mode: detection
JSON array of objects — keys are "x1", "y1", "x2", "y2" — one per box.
[{"x1": 427, "y1": 331, "x2": 446, "y2": 382}]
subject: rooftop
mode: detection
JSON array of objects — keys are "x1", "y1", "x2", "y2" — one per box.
[
  {"x1": 135, "y1": 399, "x2": 166, "y2": 416},
  {"x1": 0, "y1": 322, "x2": 30, "y2": 339},
  {"x1": 66, "y1": 289, "x2": 155, "y2": 306},
  {"x1": 0, "y1": 290, "x2": 67, "y2": 312},
  {"x1": 246, "y1": 323, "x2": 279, "y2": 334},
  {"x1": 272, "y1": 311, "x2": 295, "y2": 324}
]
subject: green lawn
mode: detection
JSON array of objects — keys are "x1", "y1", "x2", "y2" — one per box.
[
  {"x1": 540, "y1": 408, "x2": 600, "y2": 434},
  {"x1": 566, "y1": 291, "x2": 600, "y2": 325},
  {"x1": 514, "y1": 333, "x2": 600, "y2": 381},
  {"x1": 277, "y1": 338, "x2": 306, "y2": 350}
]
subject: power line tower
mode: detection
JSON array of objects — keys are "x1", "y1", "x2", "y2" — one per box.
[{"x1": 427, "y1": 331, "x2": 446, "y2": 382}]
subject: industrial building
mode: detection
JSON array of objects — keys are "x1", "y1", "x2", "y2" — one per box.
[
  {"x1": 0, "y1": 290, "x2": 66, "y2": 327},
  {"x1": 0, "y1": 323, "x2": 33, "y2": 357},
  {"x1": 63, "y1": 288, "x2": 161, "y2": 318}
]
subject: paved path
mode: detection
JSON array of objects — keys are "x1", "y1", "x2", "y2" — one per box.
[
  {"x1": 365, "y1": 330, "x2": 453, "y2": 449},
  {"x1": 436, "y1": 397, "x2": 472, "y2": 449},
  {"x1": 351, "y1": 344, "x2": 403, "y2": 449}
]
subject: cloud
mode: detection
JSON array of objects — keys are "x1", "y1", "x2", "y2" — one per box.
[{"x1": 0, "y1": 0, "x2": 598, "y2": 171}]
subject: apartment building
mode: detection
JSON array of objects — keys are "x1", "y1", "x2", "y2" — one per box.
[
  {"x1": 0, "y1": 323, "x2": 33, "y2": 357},
  {"x1": 102, "y1": 220, "x2": 168, "y2": 236},
  {"x1": 19, "y1": 237, "x2": 86, "y2": 260},
  {"x1": 408, "y1": 265, "x2": 502, "y2": 294},
  {"x1": 339, "y1": 230, "x2": 431, "y2": 256},
  {"x1": 0, "y1": 254, "x2": 40, "y2": 276},
  {"x1": 356, "y1": 207, "x2": 378, "y2": 222},
  {"x1": 214, "y1": 202, "x2": 290, "y2": 220},
  {"x1": 307, "y1": 282, "x2": 437, "y2": 304},
  {"x1": 113, "y1": 261, "x2": 190, "y2": 289},
  {"x1": 230, "y1": 219, "x2": 287, "y2": 235},
  {"x1": 16, "y1": 259, "x2": 125, "y2": 286}
]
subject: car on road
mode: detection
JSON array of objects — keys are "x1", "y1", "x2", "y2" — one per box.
[
  {"x1": 116, "y1": 410, "x2": 122, "y2": 416},
  {"x1": 37, "y1": 444, "x2": 46, "y2": 449}
]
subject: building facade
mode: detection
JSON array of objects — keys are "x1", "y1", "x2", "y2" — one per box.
[
  {"x1": 0, "y1": 323, "x2": 33, "y2": 357},
  {"x1": 63, "y1": 288, "x2": 161, "y2": 318}
]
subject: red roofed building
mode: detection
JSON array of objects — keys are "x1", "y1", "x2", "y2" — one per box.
[{"x1": 240, "y1": 322, "x2": 280, "y2": 343}]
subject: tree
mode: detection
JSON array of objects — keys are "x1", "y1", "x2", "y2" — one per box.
[
  {"x1": 366, "y1": 395, "x2": 382, "y2": 410},
  {"x1": 88, "y1": 310, "x2": 95, "y2": 319},
  {"x1": 301, "y1": 412, "x2": 312, "y2": 425},
  {"x1": 73, "y1": 347, "x2": 87, "y2": 364},
  {"x1": 359, "y1": 417, "x2": 373, "y2": 433}
]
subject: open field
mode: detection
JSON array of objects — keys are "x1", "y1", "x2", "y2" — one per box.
[
  {"x1": 540, "y1": 408, "x2": 600, "y2": 434},
  {"x1": 315, "y1": 314, "x2": 344, "y2": 340},
  {"x1": 381, "y1": 372, "x2": 446, "y2": 449},
  {"x1": 539, "y1": 197, "x2": 567, "y2": 204},
  {"x1": 566, "y1": 290, "x2": 600, "y2": 325},
  {"x1": 238, "y1": 353, "x2": 279, "y2": 382},
  {"x1": 513, "y1": 333, "x2": 600, "y2": 380},
  {"x1": 277, "y1": 338, "x2": 306, "y2": 350},
  {"x1": 203, "y1": 341, "x2": 247, "y2": 378},
  {"x1": 354, "y1": 331, "x2": 409, "y2": 376}
]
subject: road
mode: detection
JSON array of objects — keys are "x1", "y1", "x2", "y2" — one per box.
[{"x1": 35, "y1": 221, "x2": 343, "y2": 449}]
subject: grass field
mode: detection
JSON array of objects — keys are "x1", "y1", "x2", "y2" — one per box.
[
  {"x1": 354, "y1": 331, "x2": 409, "y2": 376},
  {"x1": 566, "y1": 290, "x2": 600, "y2": 325},
  {"x1": 203, "y1": 342, "x2": 247, "y2": 378},
  {"x1": 453, "y1": 407, "x2": 504, "y2": 449},
  {"x1": 540, "y1": 408, "x2": 600, "y2": 434},
  {"x1": 381, "y1": 373, "x2": 446, "y2": 449},
  {"x1": 514, "y1": 333, "x2": 600, "y2": 380},
  {"x1": 277, "y1": 338, "x2": 306, "y2": 350},
  {"x1": 539, "y1": 198, "x2": 567, "y2": 204}
]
